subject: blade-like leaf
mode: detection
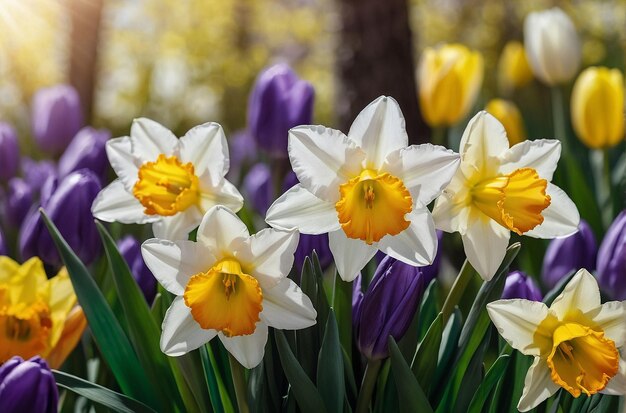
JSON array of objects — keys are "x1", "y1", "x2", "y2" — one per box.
[
  {"x1": 467, "y1": 354, "x2": 510, "y2": 413},
  {"x1": 317, "y1": 310, "x2": 345, "y2": 413},
  {"x1": 388, "y1": 337, "x2": 434, "y2": 413},
  {"x1": 411, "y1": 313, "x2": 443, "y2": 394}
]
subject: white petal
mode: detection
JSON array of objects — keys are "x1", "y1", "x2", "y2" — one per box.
[
  {"x1": 152, "y1": 207, "x2": 203, "y2": 241},
  {"x1": 459, "y1": 111, "x2": 509, "y2": 177},
  {"x1": 550, "y1": 269, "x2": 601, "y2": 318},
  {"x1": 141, "y1": 238, "x2": 216, "y2": 295},
  {"x1": 517, "y1": 358, "x2": 559, "y2": 412},
  {"x1": 92, "y1": 180, "x2": 156, "y2": 224},
  {"x1": 461, "y1": 216, "x2": 510, "y2": 281},
  {"x1": 288, "y1": 125, "x2": 365, "y2": 202},
  {"x1": 197, "y1": 206, "x2": 249, "y2": 253},
  {"x1": 328, "y1": 230, "x2": 377, "y2": 281},
  {"x1": 198, "y1": 175, "x2": 244, "y2": 214},
  {"x1": 586, "y1": 301, "x2": 626, "y2": 348},
  {"x1": 347, "y1": 96, "x2": 408, "y2": 169},
  {"x1": 378, "y1": 207, "x2": 437, "y2": 266},
  {"x1": 431, "y1": 176, "x2": 472, "y2": 233},
  {"x1": 382, "y1": 144, "x2": 460, "y2": 207},
  {"x1": 161, "y1": 296, "x2": 217, "y2": 356},
  {"x1": 130, "y1": 118, "x2": 179, "y2": 162},
  {"x1": 105, "y1": 136, "x2": 138, "y2": 191},
  {"x1": 179, "y1": 122, "x2": 229, "y2": 181},
  {"x1": 486, "y1": 300, "x2": 550, "y2": 356},
  {"x1": 525, "y1": 183, "x2": 579, "y2": 239},
  {"x1": 498, "y1": 139, "x2": 561, "y2": 181},
  {"x1": 261, "y1": 278, "x2": 317, "y2": 329},
  {"x1": 219, "y1": 322, "x2": 268, "y2": 369},
  {"x1": 602, "y1": 358, "x2": 626, "y2": 396},
  {"x1": 236, "y1": 228, "x2": 299, "y2": 288},
  {"x1": 265, "y1": 184, "x2": 340, "y2": 234}
]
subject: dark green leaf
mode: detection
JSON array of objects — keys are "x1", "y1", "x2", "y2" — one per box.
[
  {"x1": 332, "y1": 270, "x2": 353, "y2": 359},
  {"x1": 200, "y1": 344, "x2": 235, "y2": 413},
  {"x1": 417, "y1": 280, "x2": 440, "y2": 341},
  {"x1": 317, "y1": 310, "x2": 345, "y2": 412},
  {"x1": 543, "y1": 271, "x2": 576, "y2": 306},
  {"x1": 467, "y1": 354, "x2": 510, "y2": 413},
  {"x1": 388, "y1": 337, "x2": 434, "y2": 413},
  {"x1": 411, "y1": 313, "x2": 443, "y2": 395}
]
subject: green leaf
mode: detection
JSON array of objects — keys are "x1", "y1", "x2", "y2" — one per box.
[
  {"x1": 200, "y1": 344, "x2": 235, "y2": 413},
  {"x1": 332, "y1": 269, "x2": 353, "y2": 359},
  {"x1": 543, "y1": 271, "x2": 576, "y2": 306},
  {"x1": 467, "y1": 355, "x2": 511, "y2": 413},
  {"x1": 317, "y1": 310, "x2": 345, "y2": 413},
  {"x1": 40, "y1": 210, "x2": 157, "y2": 408},
  {"x1": 275, "y1": 330, "x2": 327, "y2": 413},
  {"x1": 452, "y1": 329, "x2": 491, "y2": 413},
  {"x1": 563, "y1": 155, "x2": 604, "y2": 236},
  {"x1": 417, "y1": 280, "x2": 440, "y2": 341},
  {"x1": 96, "y1": 222, "x2": 185, "y2": 412},
  {"x1": 297, "y1": 257, "x2": 321, "y2": 380},
  {"x1": 54, "y1": 370, "x2": 157, "y2": 413},
  {"x1": 433, "y1": 308, "x2": 462, "y2": 390},
  {"x1": 411, "y1": 313, "x2": 443, "y2": 395},
  {"x1": 388, "y1": 337, "x2": 434, "y2": 413}
]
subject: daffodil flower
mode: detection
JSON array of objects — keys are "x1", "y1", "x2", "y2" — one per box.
[
  {"x1": 92, "y1": 118, "x2": 243, "y2": 240},
  {"x1": 432, "y1": 111, "x2": 579, "y2": 280},
  {"x1": 141, "y1": 206, "x2": 316, "y2": 368},
  {"x1": 487, "y1": 269, "x2": 626, "y2": 411},
  {"x1": 265, "y1": 96, "x2": 460, "y2": 280}
]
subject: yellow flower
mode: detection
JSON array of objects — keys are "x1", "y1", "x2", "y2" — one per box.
[
  {"x1": 0, "y1": 256, "x2": 85, "y2": 368},
  {"x1": 497, "y1": 41, "x2": 533, "y2": 94},
  {"x1": 485, "y1": 99, "x2": 527, "y2": 146},
  {"x1": 571, "y1": 67, "x2": 625, "y2": 149},
  {"x1": 418, "y1": 44, "x2": 484, "y2": 127},
  {"x1": 487, "y1": 269, "x2": 626, "y2": 411}
]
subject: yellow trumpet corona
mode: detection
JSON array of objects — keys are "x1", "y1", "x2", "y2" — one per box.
[{"x1": 485, "y1": 99, "x2": 527, "y2": 146}]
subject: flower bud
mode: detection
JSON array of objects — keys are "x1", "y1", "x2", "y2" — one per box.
[
  {"x1": 0, "y1": 123, "x2": 20, "y2": 180},
  {"x1": 596, "y1": 211, "x2": 626, "y2": 300},
  {"x1": 355, "y1": 256, "x2": 424, "y2": 360},
  {"x1": 542, "y1": 220, "x2": 596, "y2": 289},
  {"x1": 58, "y1": 127, "x2": 111, "y2": 181},
  {"x1": 4, "y1": 178, "x2": 33, "y2": 229},
  {"x1": 117, "y1": 235, "x2": 156, "y2": 303},
  {"x1": 247, "y1": 64, "x2": 314, "y2": 158},
  {"x1": 497, "y1": 40, "x2": 534, "y2": 94},
  {"x1": 502, "y1": 271, "x2": 542, "y2": 301},
  {"x1": 485, "y1": 99, "x2": 527, "y2": 146},
  {"x1": 21, "y1": 158, "x2": 57, "y2": 195},
  {"x1": 0, "y1": 356, "x2": 58, "y2": 413},
  {"x1": 524, "y1": 8, "x2": 581, "y2": 85},
  {"x1": 418, "y1": 44, "x2": 484, "y2": 127},
  {"x1": 571, "y1": 67, "x2": 624, "y2": 149},
  {"x1": 31, "y1": 84, "x2": 84, "y2": 154},
  {"x1": 243, "y1": 163, "x2": 272, "y2": 216}
]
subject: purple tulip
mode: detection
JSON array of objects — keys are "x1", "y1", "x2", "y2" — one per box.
[
  {"x1": 117, "y1": 235, "x2": 157, "y2": 303},
  {"x1": 247, "y1": 64, "x2": 314, "y2": 158},
  {"x1": 542, "y1": 220, "x2": 596, "y2": 289},
  {"x1": 354, "y1": 256, "x2": 425, "y2": 360},
  {"x1": 0, "y1": 123, "x2": 20, "y2": 180},
  {"x1": 352, "y1": 274, "x2": 364, "y2": 330},
  {"x1": 0, "y1": 227, "x2": 7, "y2": 256},
  {"x1": 294, "y1": 234, "x2": 332, "y2": 274},
  {"x1": 0, "y1": 356, "x2": 58, "y2": 413},
  {"x1": 4, "y1": 178, "x2": 33, "y2": 229},
  {"x1": 21, "y1": 158, "x2": 57, "y2": 195},
  {"x1": 20, "y1": 169, "x2": 102, "y2": 267},
  {"x1": 243, "y1": 163, "x2": 273, "y2": 216},
  {"x1": 227, "y1": 130, "x2": 257, "y2": 183},
  {"x1": 31, "y1": 84, "x2": 84, "y2": 154},
  {"x1": 58, "y1": 127, "x2": 110, "y2": 182},
  {"x1": 502, "y1": 271, "x2": 543, "y2": 301},
  {"x1": 596, "y1": 211, "x2": 626, "y2": 300}
]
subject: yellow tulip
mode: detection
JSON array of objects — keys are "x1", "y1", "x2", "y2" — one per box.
[
  {"x1": 497, "y1": 41, "x2": 534, "y2": 94},
  {"x1": 571, "y1": 67, "x2": 624, "y2": 149},
  {"x1": 0, "y1": 256, "x2": 85, "y2": 368},
  {"x1": 485, "y1": 99, "x2": 527, "y2": 146},
  {"x1": 418, "y1": 44, "x2": 484, "y2": 127}
]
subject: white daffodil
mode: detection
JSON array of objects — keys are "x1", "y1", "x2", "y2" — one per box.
[
  {"x1": 432, "y1": 111, "x2": 579, "y2": 280},
  {"x1": 265, "y1": 96, "x2": 460, "y2": 281},
  {"x1": 487, "y1": 269, "x2": 626, "y2": 411},
  {"x1": 92, "y1": 118, "x2": 243, "y2": 240},
  {"x1": 141, "y1": 206, "x2": 316, "y2": 369}
]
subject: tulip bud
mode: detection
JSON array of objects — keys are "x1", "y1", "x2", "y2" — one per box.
[
  {"x1": 20, "y1": 169, "x2": 102, "y2": 267},
  {"x1": 524, "y1": 8, "x2": 581, "y2": 86},
  {"x1": 294, "y1": 233, "x2": 332, "y2": 274},
  {"x1": 485, "y1": 99, "x2": 527, "y2": 146},
  {"x1": 117, "y1": 236, "x2": 157, "y2": 303},
  {"x1": 571, "y1": 67, "x2": 624, "y2": 149},
  {"x1": 502, "y1": 271, "x2": 542, "y2": 301},
  {"x1": 596, "y1": 211, "x2": 626, "y2": 300},
  {"x1": 31, "y1": 84, "x2": 84, "y2": 154},
  {"x1": 0, "y1": 356, "x2": 58, "y2": 413},
  {"x1": 355, "y1": 256, "x2": 424, "y2": 360},
  {"x1": 497, "y1": 41, "x2": 534, "y2": 94},
  {"x1": 0, "y1": 123, "x2": 20, "y2": 180},
  {"x1": 247, "y1": 64, "x2": 314, "y2": 158},
  {"x1": 243, "y1": 163, "x2": 272, "y2": 216},
  {"x1": 4, "y1": 178, "x2": 33, "y2": 229},
  {"x1": 21, "y1": 158, "x2": 57, "y2": 195},
  {"x1": 542, "y1": 220, "x2": 596, "y2": 289},
  {"x1": 58, "y1": 127, "x2": 111, "y2": 181},
  {"x1": 418, "y1": 44, "x2": 484, "y2": 127}
]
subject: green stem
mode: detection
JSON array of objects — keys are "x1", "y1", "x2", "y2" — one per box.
[
  {"x1": 431, "y1": 126, "x2": 447, "y2": 147},
  {"x1": 592, "y1": 149, "x2": 614, "y2": 227},
  {"x1": 228, "y1": 354, "x2": 250, "y2": 413},
  {"x1": 550, "y1": 86, "x2": 570, "y2": 157},
  {"x1": 355, "y1": 359, "x2": 383, "y2": 413},
  {"x1": 441, "y1": 260, "x2": 474, "y2": 325}
]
